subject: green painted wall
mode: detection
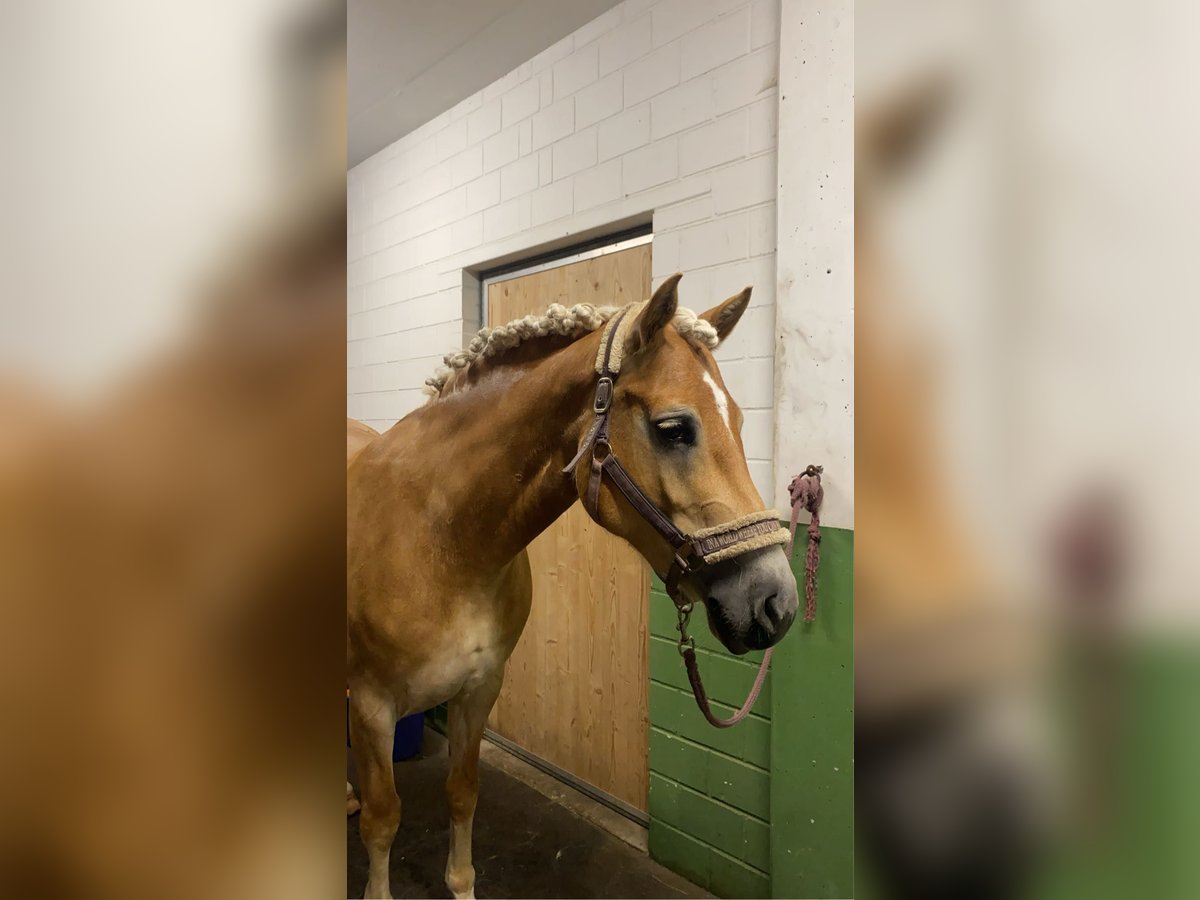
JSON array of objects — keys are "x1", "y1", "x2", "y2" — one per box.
[
  {"x1": 648, "y1": 526, "x2": 854, "y2": 899},
  {"x1": 769, "y1": 527, "x2": 854, "y2": 898}
]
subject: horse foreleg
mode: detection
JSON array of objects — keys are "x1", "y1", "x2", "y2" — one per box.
[
  {"x1": 348, "y1": 692, "x2": 400, "y2": 899},
  {"x1": 444, "y1": 674, "x2": 503, "y2": 900}
]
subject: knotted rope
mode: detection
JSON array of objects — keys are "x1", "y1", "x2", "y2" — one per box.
[{"x1": 787, "y1": 465, "x2": 824, "y2": 622}]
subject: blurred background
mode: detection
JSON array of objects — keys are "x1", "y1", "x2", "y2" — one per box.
[
  {"x1": 0, "y1": 1, "x2": 347, "y2": 897},
  {"x1": 856, "y1": 0, "x2": 1199, "y2": 898}
]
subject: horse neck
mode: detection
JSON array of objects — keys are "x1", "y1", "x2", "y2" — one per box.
[{"x1": 422, "y1": 331, "x2": 602, "y2": 573}]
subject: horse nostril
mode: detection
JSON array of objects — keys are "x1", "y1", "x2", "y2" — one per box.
[
  {"x1": 755, "y1": 593, "x2": 784, "y2": 637},
  {"x1": 763, "y1": 593, "x2": 784, "y2": 627}
]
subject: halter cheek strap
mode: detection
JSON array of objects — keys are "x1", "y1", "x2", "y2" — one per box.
[{"x1": 562, "y1": 303, "x2": 791, "y2": 728}]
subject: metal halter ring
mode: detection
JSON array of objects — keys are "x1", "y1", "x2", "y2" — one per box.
[{"x1": 675, "y1": 601, "x2": 696, "y2": 655}]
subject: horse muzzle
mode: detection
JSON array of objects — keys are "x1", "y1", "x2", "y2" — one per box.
[{"x1": 698, "y1": 544, "x2": 798, "y2": 654}]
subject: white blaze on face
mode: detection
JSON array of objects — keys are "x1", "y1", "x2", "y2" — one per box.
[{"x1": 702, "y1": 370, "x2": 732, "y2": 434}]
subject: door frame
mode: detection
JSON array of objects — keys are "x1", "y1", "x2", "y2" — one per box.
[
  {"x1": 474, "y1": 228, "x2": 654, "y2": 828},
  {"x1": 478, "y1": 229, "x2": 652, "y2": 328}
]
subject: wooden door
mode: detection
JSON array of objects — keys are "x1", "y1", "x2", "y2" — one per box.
[{"x1": 485, "y1": 242, "x2": 652, "y2": 812}]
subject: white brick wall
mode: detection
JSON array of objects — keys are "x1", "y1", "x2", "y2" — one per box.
[{"x1": 348, "y1": 0, "x2": 784, "y2": 504}]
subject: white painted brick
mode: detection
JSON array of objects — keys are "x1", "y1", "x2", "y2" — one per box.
[
  {"x1": 751, "y1": 0, "x2": 781, "y2": 49},
  {"x1": 418, "y1": 185, "x2": 466, "y2": 229},
  {"x1": 709, "y1": 256, "x2": 776, "y2": 307},
  {"x1": 449, "y1": 91, "x2": 483, "y2": 121},
  {"x1": 748, "y1": 201, "x2": 776, "y2": 255},
  {"x1": 652, "y1": 0, "x2": 722, "y2": 47},
  {"x1": 714, "y1": 303, "x2": 775, "y2": 363},
  {"x1": 500, "y1": 154, "x2": 539, "y2": 201},
  {"x1": 680, "y1": 110, "x2": 746, "y2": 175},
  {"x1": 553, "y1": 43, "x2": 598, "y2": 100},
  {"x1": 467, "y1": 100, "x2": 502, "y2": 144},
  {"x1": 623, "y1": 0, "x2": 659, "y2": 22},
  {"x1": 465, "y1": 172, "x2": 500, "y2": 214},
  {"x1": 599, "y1": 14, "x2": 652, "y2": 76},
  {"x1": 449, "y1": 145, "x2": 483, "y2": 187},
  {"x1": 347, "y1": 364, "x2": 373, "y2": 395},
  {"x1": 712, "y1": 45, "x2": 778, "y2": 116},
  {"x1": 529, "y1": 34, "x2": 574, "y2": 73},
  {"x1": 532, "y1": 178, "x2": 574, "y2": 225},
  {"x1": 718, "y1": 356, "x2": 774, "y2": 408},
  {"x1": 482, "y1": 195, "x2": 531, "y2": 242},
  {"x1": 519, "y1": 119, "x2": 533, "y2": 155},
  {"x1": 415, "y1": 223, "x2": 454, "y2": 263},
  {"x1": 575, "y1": 73, "x2": 623, "y2": 129},
  {"x1": 539, "y1": 70, "x2": 553, "y2": 107},
  {"x1": 501, "y1": 78, "x2": 540, "y2": 128},
  {"x1": 399, "y1": 166, "x2": 450, "y2": 211},
  {"x1": 482, "y1": 126, "x2": 519, "y2": 172},
  {"x1": 681, "y1": 6, "x2": 751, "y2": 80},
  {"x1": 363, "y1": 221, "x2": 390, "y2": 256},
  {"x1": 364, "y1": 272, "x2": 407, "y2": 310},
  {"x1": 623, "y1": 139, "x2": 678, "y2": 194},
  {"x1": 348, "y1": 286, "x2": 366, "y2": 316},
  {"x1": 678, "y1": 213, "x2": 749, "y2": 270},
  {"x1": 348, "y1": 310, "x2": 369, "y2": 341},
  {"x1": 740, "y1": 409, "x2": 775, "y2": 459},
  {"x1": 552, "y1": 127, "x2": 598, "y2": 180},
  {"x1": 748, "y1": 96, "x2": 777, "y2": 153},
  {"x1": 482, "y1": 64, "x2": 526, "y2": 103},
  {"x1": 598, "y1": 103, "x2": 650, "y2": 161},
  {"x1": 435, "y1": 118, "x2": 468, "y2": 159},
  {"x1": 712, "y1": 152, "x2": 777, "y2": 214},
  {"x1": 450, "y1": 213, "x2": 483, "y2": 250},
  {"x1": 538, "y1": 148, "x2": 553, "y2": 185},
  {"x1": 373, "y1": 355, "x2": 444, "y2": 393},
  {"x1": 652, "y1": 231, "x2": 680, "y2": 275},
  {"x1": 654, "y1": 194, "x2": 714, "y2": 230},
  {"x1": 531, "y1": 97, "x2": 574, "y2": 150},
  {"x1": 574, "y1": 5, "x2": 623, "y2": 47},
  {"x1": 573, "y1": 158, "x2": 622, "y2": 211},
  {"x1": 372, "y1": 183, "x2": 416, "y2": 224},
  {"x1": 650, "y1": 75, "x2": 714, "y2": 139},
  {"x1": 624, "y1": 43, "x2": 680, "y2": 106}
]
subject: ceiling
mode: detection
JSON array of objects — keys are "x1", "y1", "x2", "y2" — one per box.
[{"x1": 348, "y1": 0, "x2": 622, "y2": 168}]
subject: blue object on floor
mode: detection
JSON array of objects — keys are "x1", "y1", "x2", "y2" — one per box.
[
  {"x1": 345, "y1": 698, "x2": 425, "y2": 762},
  {"x1": 392, "y1": 712, "x2": 425, "y2": 761}
]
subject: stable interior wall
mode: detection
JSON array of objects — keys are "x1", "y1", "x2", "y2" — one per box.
[{"x1": 348, "y1": 0, "x2": 784, "y2": 503}]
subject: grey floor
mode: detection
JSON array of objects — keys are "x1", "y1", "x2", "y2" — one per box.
[{"x1": 347, "y1": 729, "x2": 708, "y2": 899}]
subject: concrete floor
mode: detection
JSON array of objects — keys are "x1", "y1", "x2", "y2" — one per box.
[{"x1": 347, "y1": 728, "x2": 709, "y2": 899}]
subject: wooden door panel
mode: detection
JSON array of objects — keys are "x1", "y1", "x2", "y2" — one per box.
[{"x1": 485, "y1": 243, "x2": 651, "y2": 812}]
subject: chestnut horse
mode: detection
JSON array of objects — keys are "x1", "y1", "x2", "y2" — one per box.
[{"x1": 346, "y1": 275, "x2": 797, "y2": 899}]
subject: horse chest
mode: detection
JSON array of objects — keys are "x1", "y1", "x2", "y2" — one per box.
[{"x1": 403, "y1": 615, "x2": 514, "y2": 710}]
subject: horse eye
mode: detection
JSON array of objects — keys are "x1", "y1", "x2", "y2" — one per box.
[{"x1": 654, "y1": 417, "x2": 696, "y2": 447}]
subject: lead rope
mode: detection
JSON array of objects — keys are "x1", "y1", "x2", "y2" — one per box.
[
  {"x1": 674, "y1": 600, "x2": 773, "y2": 729},
  {"x1": 787, "y1": 464, "x2": 824, "y2": 622}
]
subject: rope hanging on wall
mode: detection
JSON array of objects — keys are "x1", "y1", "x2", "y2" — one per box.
[{"x1": 787, "y1": 465, "x2": 824, "y2": 622}]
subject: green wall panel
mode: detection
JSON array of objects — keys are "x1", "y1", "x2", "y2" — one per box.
[
  {"x1": 769, "y1": 526, "x2": 854, "y2": 899},
  {"x1": 649, "y1": 524, "x2": 854, "y2": 898}
]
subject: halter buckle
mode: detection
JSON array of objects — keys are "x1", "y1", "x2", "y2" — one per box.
[
  {"x1": 593, "y1": 377, "x2": 614, "y2": 413},
  {"x1": 672, "y1": 540, "x2": 700, "y2": 576}
]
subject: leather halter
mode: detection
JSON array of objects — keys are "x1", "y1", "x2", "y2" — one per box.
[{"x1": 562, "y1": 304, "x2": 790, "y2": 728}]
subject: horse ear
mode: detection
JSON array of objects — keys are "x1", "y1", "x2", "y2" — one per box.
[
  {"x1": 627, "y1": 272, "x2": 682, "y2": 355},
  {"x1": 700, "y1": 286, "x2": 752, "y2": 343}
]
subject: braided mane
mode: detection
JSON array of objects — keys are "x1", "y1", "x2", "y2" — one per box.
[{"x1": 424, "y1": 302, "x2": 718, "y2": 398}]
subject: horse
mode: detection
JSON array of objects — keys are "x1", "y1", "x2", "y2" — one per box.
[
  {"x1": 854, "y1": 73, "x2": 1055, "y2": 898},
  {"x1": 345, "y1": 273, "x2": 798, "y2": 899}
]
